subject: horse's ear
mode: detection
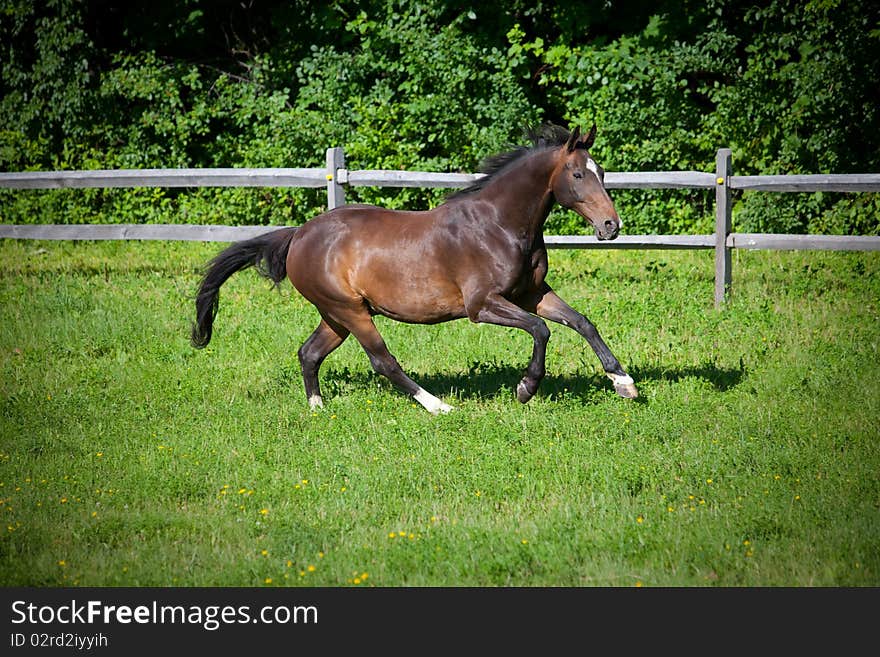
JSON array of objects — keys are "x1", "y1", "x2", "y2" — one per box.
[
  {"x1": 582, "y1": 123, "x2": 597, "y2": 150},
  {"x1": 566, "y1": 126, "x2": 581, "y2": 152}
]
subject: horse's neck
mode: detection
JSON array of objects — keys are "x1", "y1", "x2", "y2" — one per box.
[{"x1": 477, "y1": 151, "x2": 556, "y2": 239}]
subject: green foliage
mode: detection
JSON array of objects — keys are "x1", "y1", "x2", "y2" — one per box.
[
  {"x1": 0, "y1": 0, "x2": 95, "y2": 164},
  {"x1": 1, "y1": 0, "x2": 878, "y2": 234},
  {"x1": 291, "y1": 4, "x2": 539, "y2": 210},
  {"x1": 526, "y1": 0, "x2": 880, "y2": 234}
]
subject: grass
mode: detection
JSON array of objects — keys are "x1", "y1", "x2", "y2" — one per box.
[{"x1": 0, "y1": 238, "x2": 878, "y2": 587}]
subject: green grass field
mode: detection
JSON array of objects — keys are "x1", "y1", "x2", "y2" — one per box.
[{"x1": 0, "y1": 239, "x2": 878, "y2": 587}]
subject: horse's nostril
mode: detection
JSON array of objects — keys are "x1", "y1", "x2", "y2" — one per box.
[{"x1": 604, "y1": 219, "x2": 615, "y2": 231}]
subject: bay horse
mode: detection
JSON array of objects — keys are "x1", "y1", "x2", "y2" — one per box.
[{"x1": 191, "y1": 123, "x2": 638, "y2": 414}]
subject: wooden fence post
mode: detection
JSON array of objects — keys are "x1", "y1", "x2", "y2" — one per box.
[
  {"x1": 714, "y1": 148, "x2": 732, "y2": 308},
  {"x1": 325, "y1": 147, "x2": 346, "y2": 209}
]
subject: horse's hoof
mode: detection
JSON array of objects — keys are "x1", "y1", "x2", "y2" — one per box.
[
  {"x1": 614, "y1": 382, "x2": 639, "y2": 399},
  {"x1": 415, "y1": 388, "x2": 454, "y2": 414},
  {"x1": 516, "y1": 381, "x2": 534, "y2": 404},
  {"x1": 607, "y1": 373, "x2": 638, "y2": 399},
  {"x1": 436, "y1": 402, "x2": 454, "y2": 414}
]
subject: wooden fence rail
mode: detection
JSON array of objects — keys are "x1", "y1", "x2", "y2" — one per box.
[{"x1": 2, "y1": 147, "x2": 879, "y2": 307}]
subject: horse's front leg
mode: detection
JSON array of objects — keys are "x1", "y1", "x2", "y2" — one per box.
[
  {"x1": 467, "y1": 293, "x2": 550, "y2": 403},
  {"x1": 528, "y1": 284, "x2": 638, "y2": 399}
]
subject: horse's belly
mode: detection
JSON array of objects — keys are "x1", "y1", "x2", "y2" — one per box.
[
  {"x1": 365, "y1": 296, "x2": 466, "y2": 325},
  {"x1": 360, "y1": 272, "x2": 466, "y2": 324}
]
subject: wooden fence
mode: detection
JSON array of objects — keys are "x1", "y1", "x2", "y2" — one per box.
[{"x1": 1, "y1": 147, "x2": 879, "y2": 307}]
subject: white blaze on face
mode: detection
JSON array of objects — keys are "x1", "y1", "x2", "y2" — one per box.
[{"x1": 585, "y1": 156, "x2": 621, "y2": 228}]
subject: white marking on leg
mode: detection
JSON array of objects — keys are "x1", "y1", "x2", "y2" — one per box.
[
  {"x1": 607, "y1": 373, "x2": 634, "y2": 387},
  {"x1": 308, "y1": 395, "x2": 324, "y2": 410},
  {"x1": 413, "y1": 387, "x2": 453, "y2": 415}
]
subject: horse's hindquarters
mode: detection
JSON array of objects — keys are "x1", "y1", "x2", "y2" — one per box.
[{"x1": 287, "y1": 209, "x2": 467, "y2": 325}]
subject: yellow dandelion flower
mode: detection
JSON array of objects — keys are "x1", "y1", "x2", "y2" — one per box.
[
  {"x1": 521, "y1": 539, "x2": 528, "y2": 545},
  {"x1": 361, "y1": 572, "x2": 368, "y2": 580},
  {"x1": 388, "y1": 532, "x2": 396, "y2": 539},
  {"x1": 58, "y1": 560, "x2": 66, "y2": 567},
  {"x1": 353, "y1": 577, "x2": 361, "y2": 584},
  {"x1": 706, "y1": 478, "x2": 713, "y2": 484},
  {"x1": 261, "y1": 549, "x2": 269, "y2": 556},
  {"x1": 318, "y1": 552, "x2": 324, "y2": 559},
  {"x1": 635, "y1": 581, "x2": 643, "y2": 588},
  {"x1": 636, "y1": 515, "x2": 644, "y2": 524},
  {"x1": 286, "y1": 560, "x2": 293, "y2": 568},
  {"x1": 260, "y1": 508, "x2": 269, "y2": 515},
  {"x1": 264, "y1": 578, "x2": 272, "y2": 584},
  {"x1": 307, "y1": 565, "x2": 316, "y2": 572},
  {"x1": 398, "y1": 531, "x2": 405, "y2": 537}
]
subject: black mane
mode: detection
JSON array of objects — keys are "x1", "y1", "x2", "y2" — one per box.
[{"x1": 447, "y1": 123, "x2": 575, "y2": 200}]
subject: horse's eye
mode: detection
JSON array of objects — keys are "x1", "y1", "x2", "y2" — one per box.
[{"x1": 573, "y1": 171, "x2": 583, "y2": 179}]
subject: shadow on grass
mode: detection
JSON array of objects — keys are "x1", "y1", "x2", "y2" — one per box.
[{"x1": 321, "y1": 360, "x2": 745, "y2": 403}]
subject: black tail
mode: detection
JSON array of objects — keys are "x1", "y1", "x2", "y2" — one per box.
[{"x1": 190, "y1": 227, "x2": 297, "y2": 349}]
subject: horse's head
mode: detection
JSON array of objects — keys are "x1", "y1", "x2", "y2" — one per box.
[{"x1": 551, "y1": 125, "x2": 620, "y2": 241}]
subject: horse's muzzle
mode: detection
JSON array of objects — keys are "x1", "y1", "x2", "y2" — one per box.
[{"x1": 595, "y1": 219, "x2": 620, "y2": 241}]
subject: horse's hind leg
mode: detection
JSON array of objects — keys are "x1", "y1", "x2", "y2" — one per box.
[
  {"x1": 529, "y1": 285, "x2": 638, "y2": 399},
  {"x1": 344, "y1": 313, "x2": 452, "y2": 415},
  {"x1": 298, "y1": 318, "x2": 349, "y2": 409}
]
